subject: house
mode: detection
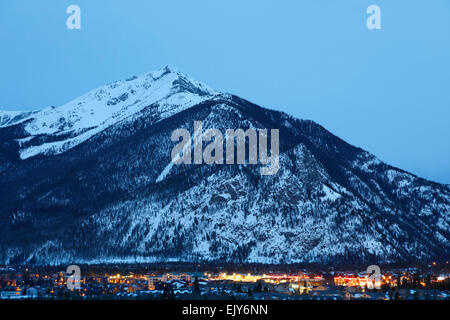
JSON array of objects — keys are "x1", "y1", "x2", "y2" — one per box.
[
  {"x1": 1, "y1": 286, "x2": 21, "y2": 298},
  {"x1": 27, "y1": 287, "x2": 39, "y2": 298},
  {"x1": 353, "y1": 292, "x2": 372, "y2": 299},
  {"x1": 147, "y1": 276, "x2": 161, "y2": 290},
  {"x1": 312, "y1": 285, "x2": 328, "y2": 291},
  {"x1": 274, "y1": 283, "x2": 290, "y2": 294},
  {"x1": 162, "y1": 273, "x2": 191, "y2": 282}
]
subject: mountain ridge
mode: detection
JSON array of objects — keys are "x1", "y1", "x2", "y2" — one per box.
[{"x1": 0, "y1": 67, "x2": 448, "y2": 266}]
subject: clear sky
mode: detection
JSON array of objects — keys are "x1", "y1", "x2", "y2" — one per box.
[{"x1": 1, "y1": 0, "x2": 449, "y2": 184}]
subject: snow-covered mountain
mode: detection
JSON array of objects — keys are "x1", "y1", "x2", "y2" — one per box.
[
  {"x1": 0, "y1": 66, "x2": 217, "y2": 160},
  {"x1": 0, "y1": 66, "x2": 448, "y2": 266}
]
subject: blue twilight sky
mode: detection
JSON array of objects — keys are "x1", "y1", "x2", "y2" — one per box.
[{"x1": 0, "y1": 0, "x2": 449, "y2": 183}]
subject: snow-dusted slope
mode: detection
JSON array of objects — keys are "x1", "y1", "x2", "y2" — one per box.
[
  {"x1": 0, "y1": 110, "x2": 37, "y2": 127},
  {"x1": 0, "y1": 67, "x2": 448, "y2": 266},
  {"x1": 1, "y1": 66, "x2": 217, "y2": 159}
]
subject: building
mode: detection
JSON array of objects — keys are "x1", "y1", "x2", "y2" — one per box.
[
  {"x1": 27, "y1": 287, "x2": 39, "y2": 298},
  {"x1": 1, "y1": 286, "x2": 21, "y2": 298},
  {"x1": 162, "y1": 273, "x2": 191, "y2": 282}
]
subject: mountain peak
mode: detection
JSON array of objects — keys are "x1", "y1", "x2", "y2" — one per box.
[
  {"x1": 1, "y1": 66, "x2": 219, "y2": 159},
  {"x1": 162, "y1": 64, "x2": 179, "y2": 73}
]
